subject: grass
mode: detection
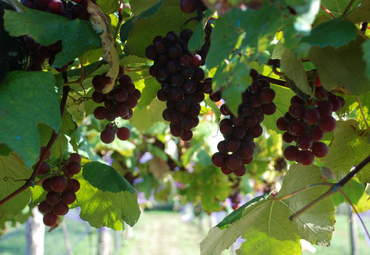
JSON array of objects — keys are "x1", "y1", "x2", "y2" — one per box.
[{"x1": 0, "y1": 209, "x2": 369, "y2": 255}]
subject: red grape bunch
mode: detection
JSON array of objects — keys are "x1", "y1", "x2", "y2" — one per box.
[
  {"x1": 38, "y1": 153, "x2": 82, "y2": 227},
  {"x1": 276, "y1": 82, "x2": 345, "y2": 165},
  {"x1": 21, "y1": 0, "x2": 91, "y2": 71},
  {"x1": 211, "y1": 69, "x2": 277, "y2": 177},
  {"x1": 145, "y1": 29, "x2": 211, "y2": 141},
  {"x1": 92, "y1": 67, "x2": 141, "y2": 144}
]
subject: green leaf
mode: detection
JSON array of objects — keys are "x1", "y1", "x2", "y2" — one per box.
[
  {"x1": 0, "y1": 152, "x2": 31, "y2": 218},
  {"x1": 0, "y1": 143, "x2": 12, "y2": 157},
  {"x1": 123, "y1": 0, "x2": 197, "y2": 57},
  {"x1": 201, "y1": 164, "x2": 335, "y2": 255},
  {"x1": 263, "y1": 84, "x2": 295, "y2": 134},
  {"x1": 130, "y1": 99, "x2": 166, "y2": 133},
  {"x1": 75, "y1": 162, "x2": 141, "y2": 229},
  {"x1": 130, "y1": 0, "x2": 160, "y2": 16},
  {"x1": 320, "y1": 0, "x2": 362, "y2": 17},
  {"x1": 0, "y1": 71, "x2": 62, "y2": 169},
  {"x1": 37, "y1": 123, "x2": 67, "y2": 160},
  {"x1": 323, "y1": 120, "x2": 370, "y2": 184},
  {"x1": 138, "y1": 77, "x2": 160, "y2": 108},
  {"x1": 301, "y1": 18, "x2": 357, "y2": 48},
  {"x1": 206, "y1": 9, "x2": 245, "y2": 69},
  {"x1": 308, "y1": 36, "x2": 370, "y2": 95},
  {"x1": 188, "y1": 9, "x2": 213, "y2": 53},
  {"x1": 331, "y1": 178, "x2": 364, "y2": 206},
  {"x1": 61, "y1": 111, "x2": 77, "y2": 137},
  {"x1": 362, "y1": 40, "x2": 370, "y2": 82},
  {"x1": 4, "y1": 8, "x2": 101, "y2": 67},
  {"x1": 96, "y1": 0, "x2": 119, "y2": 14},
  {"x1": 347, "y1": 0, "x2": 370, "y2": 23},
  {"x1": 281, "y1": 50, "x2": 311, "y2": 96}
]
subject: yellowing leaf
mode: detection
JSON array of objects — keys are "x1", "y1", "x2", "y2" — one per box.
[{"x1": 87, "y1": 0, "x2": 119, "y2": 94}]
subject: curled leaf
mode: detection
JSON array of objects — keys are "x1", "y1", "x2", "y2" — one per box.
[{"x1": 87, "y1": 0, "x2": 119, "y2": 94}]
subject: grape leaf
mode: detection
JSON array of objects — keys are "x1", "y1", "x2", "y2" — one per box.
[
  {"x1": 75, "y1": 162, "x2": 141, "y2": 229},
  {"x1": 205, "y1": 8, "x2": 246, "y2": 70},
  {"x1": 123, "y1": 0, "x2": 197, "y2": 58},
  {"x1": 188, "y1": 9, "x2": 213, "y2": 53},
  {"x1": 61, "y1": 111, "x2": 77, "y2": 137},
  {"x1": 263, "y1": 84, "x2": 295, "y2": 134},
  {"x1": 130, "y1": 98, "x2": 166, "y2": 133},
  {"x1": 320, "y1": 0, "x2": 362, "y2": 17},
  {"x1": 281, "y1": 50, "x2": 311, "y2": 96},
  {"x1": 200, "y1": 164, "x2": 335, "y2": 255},
  {"x1": 0, "y1": 71, "x2": 62, "y2": 169},
  {"x1": 130, "y1": 0, "x2": 160, "y2": 16},
  {"x1": 301, "y1": 18, "x2": 357, "y2": 48},
  {"x1": 0, "y1": 152, "x2": 31, "y2": 218},
  {"x1": 96, "y1": 0, "x2": 119, "y2": 14},
  {"x1": 307, "y1": 36, "x2": 370, "y2": 95},
  {"x1": 361, "y1": 40, "x2": 370, "y2": 82},
  {"x1": 347, "y1": 0, "x2": 370, "y2": 23},
  {"x1": 138, "y1": 76, "x2": 159, "y2": 109},
  {"x1": 37, "y1": 123, "x2": 67, "y2": 160},
  {"x1": 323, "y1": 120, "x2": 370, "y2": 184},
  {"x1": 4, "y1": 8, "x2": 101, "y2": 68}
]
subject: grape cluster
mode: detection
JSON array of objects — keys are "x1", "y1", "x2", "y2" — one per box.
[
  {"x1": 211, "y1": 69, "x2": 276, "y2": 177},
  {"x1": 38, "y1": 153, "x2": 81, "y2": 227},
  {"x1": 276, "y1": 85, "x2": 345, "y2": 165},
  {"x1": 145, "y1": 29, "x2": 211, "y2": 141},
  {"x1": 21, "y1": 0, "x2": 90, "y2": 71},
  {"x1": 92, "y1": 68, "x2": 141, "y2": 144}
]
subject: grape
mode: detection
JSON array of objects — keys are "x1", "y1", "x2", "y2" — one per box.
[
  {"x1": 92, "y1": 91, "x2": 106, "y2": 103},
  {"x1": 180, "y1": 130, "x2": 193, "y2": 141},
  {"x1": 276, "y1": 117, "x2": 289, "y2": 131},
  {"x1": 242, "y1": 132, "x2": 254, "y2": 144},
  {"x1": 52, "y1": 201, "x2": 69, "y2": 215},
  {"x1": 226, "y1": 137, "x2": 241, "y2": 152},
  {"x1": 167, "y1": 44, "x2": 182, "y2": 59},
  {"x1": 290, "y1": 95, "x2": 305, "y2": 105},
  {"x1": 46, "y1": 191, "x2": 61, "y2": 205},
  {"x1": 42, "y1": 178, "x2": 52, "y2": 192},
  {"x1": 211, "y1": 152, "x2": 227, "y2": 167},
  {"x1": 220, "y1": 122, "x2": 233, "y2": 136},
  {"x1": 181, "y1": 117, "x2": 194, "y2": 130},
  {"x1": 303, "y1": 108, "x2": 320, "y2": 125},
  {"x1": 248, "y1": 124, "x2": 263, "y2": 138},
  {"x1": 124, "y1": 95, "x2": 138, "y2": 109},
  {"x1": 239, "y1": 143, "x2": 254, "y2": 159},
  {"x1": 288, "y1": 120, "x2": 306, "y2": 136},
  {"x1": 61, "y1": 190, "x2": 76, "y2": 205},
  {"x1": 166, "y1": 31, "x2": 179, "y2": 43},
  {"x1": 180, "y1": 28, "x2": 194, "y2": 41},
  {"x1": 48, "y1": 0, "x2": 64, "y2": 14},
  {"x1": 114, "y1": 87, "x2": 128, "y2": 102},
  {"x1": 240, "y1": 104, "x2": 254, "y2": 117},
  {"x1": 311, "y1": 142, "x2": 329, "y2": 158},
  {"x1": 38, "y1": 161, "x2": 50, "y2": 176},
  {"x1": 100, "y1": 129, "x2": 115, "y2": 144},
  {"x1": 43, "y1": 212, "x2": 58, "y2": 226},
  {"x1": 117, "y1": 127, "x2": 131, "y2": 141},
  {"x1": 283, "y1": 146, "x2": 299, "y2": 161},
  {"x1": 329, "y1": 97, "x2": 341, "y2": 111},
  {"x1": 317, "y1": 100, "x2": 333, "y2": 117},
  {"x1": 297, "y1": 150, "x2": 314, "y2": 165},
  {"x1": 191, "y1": 54, "x2": 202, "y2": 67},
  {"x1": 249, "y1": 81, "x2": 261, "y2": 93},
  {"x1": 170, "y1": 124, "x2": 184, "y2": 137},
  {"x1": 309, "y1": 126, "x2": 324, "y2": 142},
  {"x1": 231, "y1": 114, "x2": 245, "y2": 127},
  {"x1": 225, "y1": 153, "x2": 243, "y2": 170},
  {"x1": 217, "y1": 141, "x2": 228, "y2": 153},
  {"x1": 166, "y1": 59, "x2": 181, "y2": 73},
  {"x1": 233, "y1": 126, "x2": 246, "y2": 139},
  {"x1": 243, "y1": 156, "x2": 253, "y2": 164},
  {"x1": 176, "y1": 100, "x2": 190, "y2": 113},
  {"x1": 93, "y1": 106, "x2": 107, "y2": 120},
  {"x1": 38, "y1": 201, "x2": 52, "y2": 214},
  {"x1": 210, "y1": 91, "x2": 222, "y2": 102},
  {"x1": 67, "y1": 161, "x2": 81, "y2": 175},
  {"x1": 169, "y1": 110, "x2": 184, "y2": 124},
  {"x1": 115, "y1": 103, "x2": 129, "y2": 118},
  {"x1": 66, "y1": 179, "x2": 80, "y2": 192},
  {"x1": 221, "y1": 165, "x2": 233, "y2": 175},
  {"x1": 262, "y1": 102, "x2": 276, "y2": 115},
  {"x1": 318, "y1": 115, "x2": 336, "y2": 132},
  {"x1": 153, "y1": 36, "x2": 168, "y2": 53},
  {"x1": 234, "y1": 165, "x2": 247, "y2": 177},
  {"x1": 291, "y1": 104, "x2": 305, "y2": 119},
  {"x1": 259, "y1": 88, "x2": 275, "y2": 103},
  {"x1": 282, "y1": 132, "x2": 294, "y2": 143},
  {"x1": 50, "y1": 176, "x2": 67, "y2": 192},
  {"x1": 297, "y1": 135, "x2": 313, "y2": 150},
  {"x1": 105, "y1": 110, "x2": 116, "y2": 122},
  {"x1": 145, "y1": 45, "x2": 157, "y2": 60}
]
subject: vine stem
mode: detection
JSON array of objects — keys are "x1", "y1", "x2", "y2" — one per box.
[
  {"x1": 320, "y1": 4, "x2": 336, "y2": 19},
  {"x1": 0, "y1": 78, "x2": 70, "y2": 207},
  {"x1": 260, "y1": 75, "x2": 287, "y2": 87},
  {"x1": 289, "y1": 155, "x2": 370, "y2": 220},
  {"x1": 357, "y1": 96, "x2": 370, "y2": 129},
  {"x1": 342, "y1": 0, "x2": 354, "y2": 16}
]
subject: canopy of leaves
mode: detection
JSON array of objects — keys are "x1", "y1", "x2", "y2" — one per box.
[{"x1": 0, "y1": 71, "x2": 62, "y2": 169}]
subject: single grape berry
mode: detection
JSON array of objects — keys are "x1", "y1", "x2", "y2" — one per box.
[
  {"x1": 283, "y1": 146, "x2": 299, "y2": 161},
  {"x1": 311, "y1": 142, "x2": 329, "y2": 158},
  {"x1": 66, "y1": 179, "x2": 80, "y2": 192},
  {"x1": 61, "y1": 190, "x2": 77, "y2": 205},
  {"x1": 211, "y1": 152, "x2": 227, "y2": 167},
  {"x1": 43, "y1": 212, "x2": 58, "y2": 226},
  {"x1": 117, "y1": 127, "x2": 131, "y2": 141},
  {"x1": 67, "y1": 161, "x2": 81, "y2": 175},
  {"x1": 52, "y1": 202, "x2": 69, "y2": 215},
  {"x1": 50, "y1": 176, "x2": 67, "y2": 192},
  {"x1": 297, "y1": 150, "x2": 314, "y2": 165},
  {"x1": 100, "y1": 129, "x2": 115, "y2": 144},
  {"x1": 38, "y1": 201, "x2": 52, "y2": 214},
  {"x1": 46, "y1": 191, "x2": 61, "y2": 205},
  {"x1": 69, "y1": 153, "x2": 81, "y2": 163}
]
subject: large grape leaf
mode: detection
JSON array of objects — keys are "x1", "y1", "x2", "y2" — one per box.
[
  {"x1": 307, "y1": 36, "x2": 370, "y2": 95},
  {"x1": 96, "y1": 0, "x2": 119, "y2": 14},
  {"x1": 263, "y1": 84, "x2": 295, "y2": 134},
  {"x1": 281, "y1": 50, "x2": 311, "y2": 96},
  {"x1": 301, "y1": 18, "x2": 357, "y2": 48},
  {"x1": 188, "y1": 9, "x2": 213, "y2": 53},
  {"x1": 361, "y1": 40, "x2": 370, "y2": 82},
  {"x1": 347, "y1": 0, "x2": 370, "y2": 23},
  {"x1": 123, "y1": 0, "x2": 197, "y2": 58},
  {"x1": 0, "y1": 71, "x2": 62, "y2": 169},
  {"x1": 37, "y1": 124, "x2": 67, "y2": 160},
  {"x1": 74, "y1": 162, "x2": 141, "y2": 229},
  {"x1": 320, "y1": 0, "x2": 362, "y2": 17},
  {"x1": 0, "y1": 152, "x2": 31, "y2": 218},
  {"x1": 4, "y1": 8, "x2": 101, "y2": 67},
  {"x1": 200, "y1": 164, "x2": 335, "y2": 255},
  {"x1": 130, "y1": 0, "x2": 159, "y2": 16},
  {"x1": 323, "y1": 120, "x2": 370, "y2": 184}
]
